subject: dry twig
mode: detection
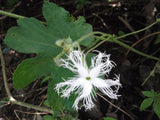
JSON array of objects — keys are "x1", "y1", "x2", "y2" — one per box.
[
  {"x1": 96, "y1": 93, "x2": 135, "y2": 120},
  {"x1": 118, "y1": 16, "x2": 139, "y2": 40}
]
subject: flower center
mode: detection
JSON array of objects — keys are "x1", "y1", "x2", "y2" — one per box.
[{"x1": 86, "y1": 76, "x2": 91, "y2": 80}]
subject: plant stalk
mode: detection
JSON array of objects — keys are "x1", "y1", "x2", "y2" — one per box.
[
  {"x1": 0, "y1": 45, "x2": 53, "y2": 114},
  {"x1": 93, "y1": 36, "x2": 159, "y2": 61},
  {"x1": 0, "y1": 10, "x2": 46, "y2": 25},
  {"x1": 116, "y1": 20, "x2": 160, "y2": 39},
  {"x1": 141, "y1": 60, "x2": 160, "y2": 86},
  {"x1": 113, "y1": 39, "x2": 159, "y2": 61},
  {"x1": 0, "y1": 10, "x2": 25, "y2": 19}
]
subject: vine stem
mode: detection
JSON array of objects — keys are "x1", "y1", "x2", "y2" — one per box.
[
  {"x1": 0, "y1": 10, "x2": 46, "y2": 25},
  {"x1": 0, "y1": 46, "x2": 13, "y2": 100},
  {"x1": 93, "y1": 36, "x2": 159, "y2": 61},
  {"x1": 77, "y1": 31, "x2": 109, "y2": 43},
  {"x1": 126, "y1": 31, "x2": 160, "y2": 56},
  {"x1": 82, "y1": 20, "x2": 160, "y2": 61},
  {"x1": 112, "y1": 39, "x2": 159, "y2": 61},
  {"x1": 85, "y1": 35, "x2": 112, "y2": 55},
  {"x1": 116, "y1": 20, "x2": 160, "y2": 39},
  {"x1": 0, "y1": 45, "x2": 53, "y2": 114},
  {"x1": 96, "y1": 93, "x2": 135, "y2": 120},
  {"x1": 141, "y1": 60, "x2": 160, "y2": 86},
  {"x1": 0, "y1": 10, "x2": 25, "y2": 19}
]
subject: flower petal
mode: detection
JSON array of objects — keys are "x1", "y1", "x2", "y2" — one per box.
[
  {"x1": 91, "y1": 76, "x2": 121, "y2": 99},
  {"x1": 90, "y1": 51, "x2": 115, "y2": 78},
  {"x1": 72, "y1": 80, "x2": 95, "y2": 110},
  {"x1": 55, "y1": 77, "x2": 91, "y2": 98},
  {"x1": 60, "y1": 51, "x2": 89, "y2": 77}
]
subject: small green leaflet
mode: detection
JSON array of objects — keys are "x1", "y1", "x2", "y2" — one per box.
[
  {"x1": 43, "y1": 115, "x2": 57, "y2": 120},
  {"x1": 153, "y1": 93, "x2": 160, "y2": 119},
  {"x1": 140, "y1": 89, "x2": 160, "y2": 119},
  {"x1": 103, "y1": 117, "x2": 117, "y2": 120},
  {"x1": 142, "y1": 90, "x2": 154, "y2": 97},
  {"x1": 154, "y1": 34, "x2": 160, "y2": 44},
  {"x1": 140, "y1": 98, "x2": 153, "y2": 111},
  {"x1": 118, "y1": 30, "x2": 125, "y2": 36}
]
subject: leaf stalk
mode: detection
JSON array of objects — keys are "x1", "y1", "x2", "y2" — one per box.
[{"x1": 0, "y1": 10, "x2": 25, "y2": 19}]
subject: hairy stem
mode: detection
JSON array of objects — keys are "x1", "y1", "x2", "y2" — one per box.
[{"x1": 0, "y1": 45, "x2": 53, "y2": 114}]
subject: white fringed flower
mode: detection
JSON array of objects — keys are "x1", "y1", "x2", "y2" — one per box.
[{"x1": 55, "y1": 50, "x2": 121, "y2": 111}]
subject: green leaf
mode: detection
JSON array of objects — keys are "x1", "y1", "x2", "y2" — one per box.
[
  {"x1": 13, "y1": 57, "x2": 55, "y2": 89},
  {"x1": 153, "y1": 101, "x2": 160, "y2": 119},
  {"x1": 75, "y1": 0, "x2": 90, "y2": 9},
  {"x1": 153, "y1": 94, "x2": 160, "y2": 119},
  {"x1": 142, "y1": 91, "x2": 154, "y2": 97},
  {"x1": 52, "y1": 111, "x2": 59, "y2": 118},
  {"x1": 154, "y1": 34, "x2": 160, "y2": 44},
  {"x1": 43, "y1": 115, "x2": 57, "y2": 120},
  {"x1": 5, "y1": 17, "x2": 61, "y2": 89},
  {"x1": 47, "y1": 79, "x2": 64, "y2": 110},
  {"x1": 141, "y1": 90, "x2": 160, "y2": 119},
  {"x1": 5, "y1": 17, "x2": 60, "y2": 56},
  {"x1": 103, "y1": 117, "x2": 117, "y2": 120},
  {"x1": 41, "y1": 74, "x2": 53, "y2": 84},
  {"x1": 4, "y1": 1, "x2": 93, "y2": 89},
  {"x1": 86, "y1": 52, "x2": 95, "y2": 66},
  {"x1": 7, "y1": 0, "x2": 19, "y2": 8},
  {"x1": 47, "y1": 65, "x2": 76, "y2": 111},
  {"x1": 43, "y1": 1, "x2": 93, "y2": 46},
  {"x1": 118, "y1": 30, "x2": 125, "y2": 36},
  {"x1": 140, "y1": 97, "x2": 153, "y2": 111},
  {"x1": 43, "y1": 99, "x2": 50, "y2": 107}
]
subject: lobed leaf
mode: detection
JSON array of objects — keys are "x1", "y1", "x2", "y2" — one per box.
[
  {"x1": 43, "y1": 1, "x2": 94, "y2": 46},
  {"x1": 4, "y1": 1, "x2": 94, "y2": 111},
  {"x1": 5, "y1": 17, "x2": 60, "y2": 56},
  {"x1": 4, "y1": 1, "x2": 93, "y2": 90}
]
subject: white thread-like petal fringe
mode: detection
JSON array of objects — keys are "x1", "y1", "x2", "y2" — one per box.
[{"x1": 55, "y1": 50, "x2": 122, "y2": 111}]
